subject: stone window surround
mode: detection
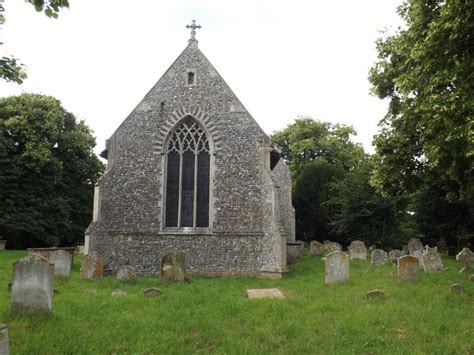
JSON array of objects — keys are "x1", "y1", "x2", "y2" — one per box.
[
  {"x1": 160, "y1": 114, "x2": 216, "y2": 234},
  {"x1": 185, "y1": 69, "x2": 197, "y2": 86}
]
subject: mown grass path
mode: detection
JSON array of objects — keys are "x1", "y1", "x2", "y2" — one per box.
[{"x1": 1, "y1": 250, "x2": 473, "y2": 354}]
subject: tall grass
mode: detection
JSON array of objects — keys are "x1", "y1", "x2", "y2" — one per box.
[{"x1": 1, "y1": 250, "x2": 473, "y2": 354}]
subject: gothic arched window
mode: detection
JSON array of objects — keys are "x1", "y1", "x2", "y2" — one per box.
[{"x1": 164, "y1": 116, "x2": 210, "y2": 228}]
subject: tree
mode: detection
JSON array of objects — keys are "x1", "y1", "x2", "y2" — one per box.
[
  {"x1": 369, "y1": 0, "x2": 474, "y2": 201},
  {"x1": 0, "y1": 0, "x2": 69, "y2": 84},
  {"x1": 0, "y1": 94, "x2": 104, "y2": 248}
]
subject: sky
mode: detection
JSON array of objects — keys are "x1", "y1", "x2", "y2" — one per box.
[{"x1": 0, "y1": 0, "x2": 404, "y2": 155}]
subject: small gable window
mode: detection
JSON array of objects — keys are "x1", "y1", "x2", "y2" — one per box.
[{"x1": 186, "y1": 71, "x2": 196, "y2": 86}]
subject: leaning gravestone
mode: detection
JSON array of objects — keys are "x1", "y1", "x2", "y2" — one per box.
[
  {"x1": 11, "y1": 255, "x2": 54, "y2": 314},
  {"x1": 398, "y1": 255, "x2": 420, "y2": 282},
  {"x1": 80, "y1": 254, "x2": 104, "y2": 280},
  {"x1": 371, "y1": 249, "x2": 388, "y2": 266},
  {"x1": 348, "y1": 240, "x2": 367, "y2": 260},
  {"x1": 309, "y1": 241, "x2": 324, "y2": 256},
  {"x1": 50, "y1": 250, "x2": 72, "y2": 279},
  {"x1": 388, "y1": 250, "x2": 402, "y2": 266},
  {"x1": 422, "y1": 249, "x2": 444, "y2": 273},
  {"x1": 325, "y1": 251, "x2": 349, "y2": 285},
  {"x1": 161, "y1": 251, "x2": 186, "y2": 282},
  {"x1": 456, "y1": 248, "x2": 474, "y2": 273},
  {"x1": 117, "y1": 266, "x2": 137, "y2": 284},
  {"x1": 0, "y1": 324, "x2": 8, "y2": 355},
  {"x1": 408, "y1": 238, "x2": 423, "y2": 255}
]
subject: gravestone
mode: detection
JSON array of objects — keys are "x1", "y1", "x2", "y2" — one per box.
[
  {"x1": 366, "y1": 290, "x2": 385, "y2": 299},
  {"x1": 412, "y1": 250, "x2": 425, "y2": 269},
  {"x1": 287, "y1": 241, "x2": 304, "y2": 263},
  {"x1": 422, "y1": 250, "x2": 444, "y2": 273},
  {"x1": 388, "y1": 250, "x2": 402, "y2": 266},
  {"x1": 456, "y1": 248, "x2": 474, "y2": 273},
  {"x1": 0, "y1": 240, "x2": 6, "y2": 250},
  {"x1": 80, "y1": 254, "x2": 104, "y2": 280},
  {"x1": 325, "y1": 251, "x2": 349, "y2": 285},
  {"x1": 0, "y1": 324, "x2": 8, "y2": 355},
  {"x1": 398, "y1": 255, "x2": 420, "y2": 282},
  {"x1": 436, "y1": 240, "x2": 447, "y2": 254},
  {"x1": 469, "y1": 275, "x2": 474, "y2": 282},
  {"x1": 246, "y1": 288, "x2": 286, "y2": 299},
  {"x1": 144, "y1": 288, "x2": 162, "y2": 297},
  {"x1": 117, "y1": 266, "x2": 137, "y2": 284},
  {"x1": 309, "y1": 241, "x2": 324, "y2": 257},
  {"x1": 371, "y1": 249, "x2": 388, "y2": 266},
  {"x1": 111, "y1": 289, "x2": 127, "y2": 296},
  {"x1": 450, "y1": 284, "x2": 464, "y2": 294},
  {"x1": 401, "y1": 245, "x2": 409, "y2": 255},
  {"x1": 323, "y1": 242, "x2": 342, "y2": 256},
  {"x1": 368, "y1": 245, "x2": 376, "y2": 253},
  {"x1": 348, "y1": 240, "x2": 367, "y2": 260},
  {"x1": 408, "y1": 238, "x2": 423, "y2": 255},
  {"x1": 161, "y1": 251, "x2": 186, "y2": 282},
  {"x1": 50, "y1": 250, "x2": 72, "y2": 279},
  {"x1": 11, "y1": 255, "x2": 54, "y2": 314}
]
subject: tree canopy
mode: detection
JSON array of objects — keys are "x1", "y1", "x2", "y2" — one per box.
[{"x1": 0, "y1": 94, "x2": 104, "y2": 248}]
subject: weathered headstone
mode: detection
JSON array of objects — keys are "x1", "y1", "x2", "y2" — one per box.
[
  {"x1": 408, "y1": 238, "x2": 423, "y2": 255},
  {"x1": 246, "y1": 288, "x2": 286, "y2": 299},
  {"x1": 0, "y1": 240, "x2": 6, "y2": 250},
  {"x1": 450, "y1": 283, "x2": 464, "y2": 294},
  {"x1": 368, "y1": 245, "x2": 376, "y2": 253},
  {"x1": 309, "y1": 241, "x2": 324, "y2": 257},
  {"x1": 80, "y1": 254, "x2": 104, "y2": 280},
  {"x1": 116, "y1": 266, "x2": 137, "y2": 284},
  {"x1": 366, "y1": 290, "x2": 385, "y2": 300},
  {"x1": 50, "y1": 250, "x2": 72, "y2": 279},
  {"x1": 0, "y1": 324, "x2": 8, "y2": 355},
  {"x1": 469, "y1": 275, "x2": 474, "y2": 282},
  {"x1": 371, "y1": 249, "x2": 388, "y2": 266},
  {"x1": 412, "y1": 250, "x2": 425, "y2": 269},
  {"x1": 398, "y1": 255, "x2": 420, "y2": 282},
  {"x1": 323, "y1": 242, "x2": 342, "y2": 256},
  {"x1": 348, "y1": 240, "x2": 367, "y2": 260},
  {"x1": 388, "y1": 250, "x2": 402, "y2": 266},
  {"x1": 11, "y1": 255, "x2": 54, "y2": 314},
  {"x1": 325, "y1": 251, "x2": 349, "y2": 285},
  {"x1": 144, "y1": 288, "x2": 162, "y2": 297},
  {"x1": 456, "y1": 248, "x2": 474, "y2": 273},
  {"x1": 161, "y1": 251, "x2": 186, "y2": 282},
  {"x1": 287, "y1": 241, "x2": 304, "y2": 263},
  {"x1": 422, "y1": 250, "x2": 444, "y2": 273},
  {"x1": 111, "y1": 289, "x2": 127, "y2": 296}
]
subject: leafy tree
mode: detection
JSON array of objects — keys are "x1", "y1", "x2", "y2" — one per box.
[
  {"x1": 0, "y1": 0, "x2": 69, "y2": 83},
  {"x1": 369, "y1": 0, "x2": 474, "y2": 201},
  {"x1": 0, "y1": 94, "x2": 104, "y2": 248}
]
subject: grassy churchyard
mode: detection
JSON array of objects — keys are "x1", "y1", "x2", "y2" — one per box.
[{"x1": 1, "y1": 250, "x2": 473, "y2": 354}]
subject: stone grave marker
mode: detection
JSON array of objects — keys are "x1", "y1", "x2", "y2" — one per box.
[
  {"x1": 388, "y1": 250, "x2": 402, "y2": 266},
  {"x1": 0, "y1": 240, "x2": 6, "y2": 250},
  {"x1": 401, "y1": 245, "x2": 409, "y2": 255},
  {"x1": 0, "y1": 324, "x2": 8, "y2": 355},
  {"x1": 11, "y1": 255, "x2": 54, "y2": 314},
  {"x1": 450, "y1": 284, "x2": 464, "y2": 294},
  {"x1": 161, "y1": 251, "x2": 186, "y2": 282},
  {"x1": 398, "y1": 255, "x2": 420, "y2": 282},
  {"x1": 412, "y1": 250, "x2": 425, "y2": 269},
  {"x1": 246, "y1": 288, "x2": 286, "y2": 299},
  {"x1": 144, "y1": 288, "x2": 162, "y2": 297},
  {"x1": 456, "y1": 248, "x2": 474, "y2": 273},
  {"x1": 469, "y1": 275, "x2": 474, "y2": 282},
  {"x1": 50, "y1": 250, "x2": 72, "y2": 279},
  {"x1": 309, "y1": 241, "x2": 323, "y2": 257},
  {"x1": 371, "y1": 249, "x2": 388, "y2": 266},
  {"x1": 112, "y1": 289, "x2": 127, "y2": 296},
  {"x1": 117, "y1": 266, "x2": 137, "y2": 284},
  {"x1": 287, "y1": 241, "x2": 304, "y2": 263},
  {"x1": 325, "y1": 251, "x2": 349, "y2": 285},
  {"x1": 80, "y1": 254, "x2": 104, "y2": 280},
  {"x1": 366, "y1": 290, "x2": 385, "y2": 300},
  {"x1": 408, "y1": 238, "x2": 423, "y2": 255},
  {"x1": 422, "y1": 250, "x2": 444, "y2": 273},
  {"x1": 323, "y1": 242, "x2": 342, "y2": 256},
  {"x1": 348, "y1": 240, "x2": 367, "y2": 260}
]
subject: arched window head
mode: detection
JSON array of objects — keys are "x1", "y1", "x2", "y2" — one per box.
[{"x1": 165, "y1": 116, "x2": 210, "y2": 228}]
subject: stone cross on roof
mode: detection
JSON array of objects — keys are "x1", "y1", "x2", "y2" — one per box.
[{"x1": 186, "y1": 20, "x2": 201, "y2": 44}]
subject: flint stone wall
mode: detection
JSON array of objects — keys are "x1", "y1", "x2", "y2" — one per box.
[{"x1": 87, "y1": 43, "x2": 292, "y2": 277}]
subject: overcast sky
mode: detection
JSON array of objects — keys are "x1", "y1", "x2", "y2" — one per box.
[{"x1": 0, "y1": 0, "x2": 404, "y2": 154}]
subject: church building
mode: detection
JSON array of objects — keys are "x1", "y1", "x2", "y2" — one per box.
[{"x1": 85, "y1": 21, "x2": 295, "y2": 278}]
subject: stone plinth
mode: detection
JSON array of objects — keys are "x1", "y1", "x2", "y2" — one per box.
[
  {"x1": 161, "y1": 251, "x2": 186, "y2": 283},
  {"x1": 348, "y1": 240, "x2": 367, "y2": 260},
  {"x1": 50, "y1": 250, "x2": 72, "y2": 279},
  {"x1": 398, "y1": 255, "x2": 420, "y2": 282},
  {"x1": 246, "y1": 288, "x2": 285, "y2": 299},
  {"x1": 11, "y1": 255, "x2": 54, "y2": 314},
  {"x1": 325, "y1": 251, "x2": 349, "y2": 285},
  {"x1": 80, "y1": 254, "x2": 104, "y2": 280}
]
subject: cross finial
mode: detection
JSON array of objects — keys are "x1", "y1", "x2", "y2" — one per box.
[{"x1": 186, "y1": 19, "x2": 201, "y2": 44}]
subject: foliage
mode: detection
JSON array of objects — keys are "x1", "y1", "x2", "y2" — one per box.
[
  {"x1": 0, "y1": 94, "x2": 104, "y2": 248},
  {"x1": 0, "y1": 0, "x2": 69, "y2": 83},
  {"x1": 369, "y1": 0, "x2": 474, "y2": 201},
  {"x1": 1, "y1": 251, "x2": 473, "y2": 353}
]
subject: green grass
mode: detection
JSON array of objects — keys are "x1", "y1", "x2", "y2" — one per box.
[{"x1": 1, "y1": 250, "x2": 473, "y2": 354}]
